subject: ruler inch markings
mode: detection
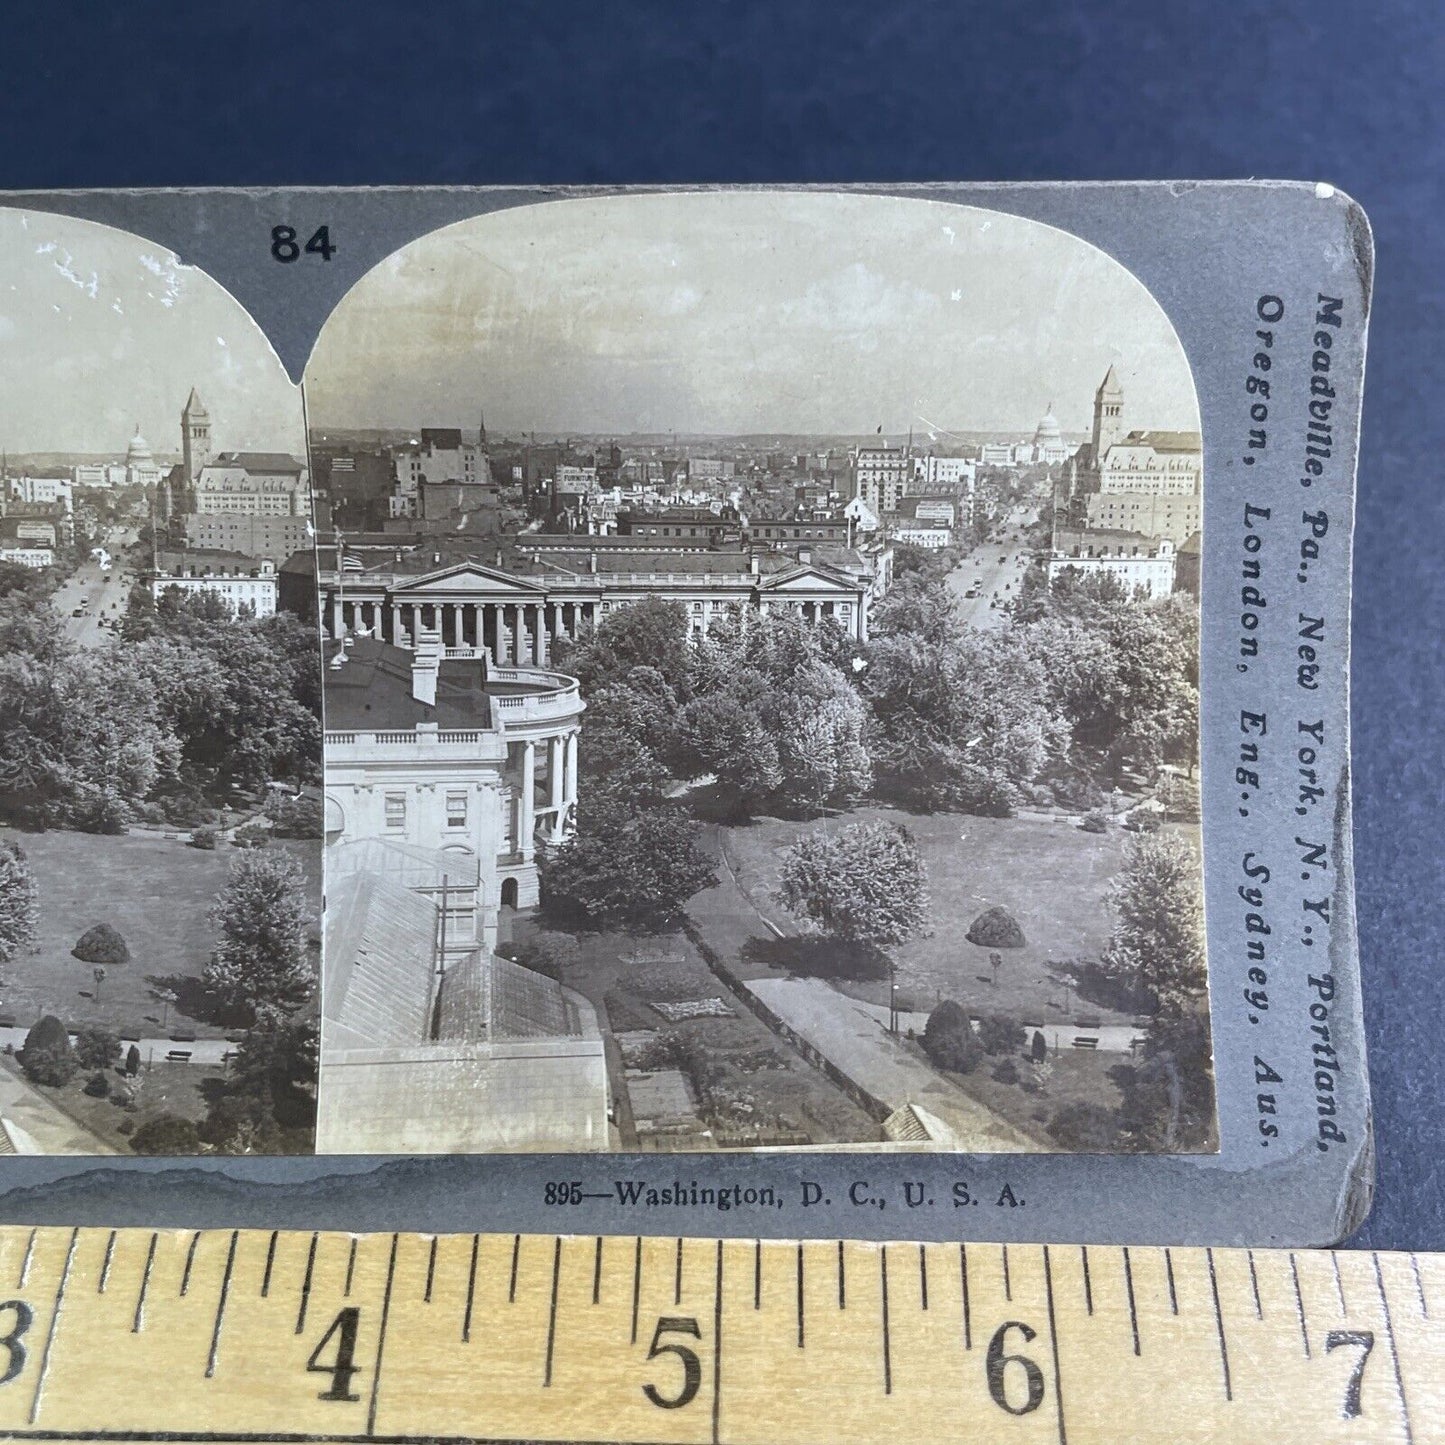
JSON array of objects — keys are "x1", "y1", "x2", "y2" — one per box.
[
  {"x1": 1122, "y1": 1246, "x2": 1140, "y2": 1356},
  {"x1": 710, "y1": 1239, "x2": 723, "y2": 1445},
  {"x1": 1206, "y1": 1247, "x2": 1232, "y2": 1401},
  {"x1": 27, "y1": 1226, "x2": 78, "y2": 1426},
  {"x1": 363, "y1": 1235, "x2": 399, "y2": 1439},
  {"x1": 295, "y1": 1233, "x2": 319, "y2": 1336},
  {"x1": 261, "y1": 1231, "x2": 278, "y2": 1299},
  {"x1": 1043, "y1": 1244, "x2": 1068, "y2": 1445},
  {"x1": 204, "y1": 1230, "x2": 239, "y2": 1380},
  {"x1": 880, "y1": 1244, "x2": 892, "y2": 1396},
  {"x1": 1289, "y1": 1250, "x2": 1312, "y2": 1357},
  {"x1": 1373, "y1": 1252, "x2": 1415, "y2": 1445},
  {"x1": 180, "y1": 1232, "x2": 200, "y2": 1298},
  {"x1": 960, "y1": 1243, "x2": 971, "y2": 1350},
  {"x1": 3, "y1": 1228, "x2": 1445, "y2": 1444},
  {"x1": 97, "y1": 1231, "x2": 116, "y2": 1295},
  {"x1": 461, "y1": 1234, "x2": 478, "y2": 1343},
  {"x1": 132, "y1": 1232, "x2": 158, "y2": 1334}
]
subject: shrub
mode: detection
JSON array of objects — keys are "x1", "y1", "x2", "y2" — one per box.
[
  {"x1": 82, "y1": 1072, "x2": 110, "y2": 1098},
  {"x1": 966, "y1": 907, "x2": 1026, "y2": 949},
  {"x1": 977, "y1": 1014, "x2": 1020, "y2": 1056},
  {"x1": 1029, "y1": 1029, "x2": 1049, "y2": 1063},
  {"x1": 991, "y1": 1058, "x2": 1021, "y2": 1085},
  {"x1": 116, "y1": 1118, "x2": 135, "y2": 1136},
  {"x1": 231, "y1": 823, "x2": 270, "y2": 849},
  {"x1": 188, "y1": 827, "x2": 218, "y2": 851},
  {"x1": 20, "y1": 1015, "x2": 76, "y2": 1087},
  {"x1": 1081, "y1": 810, "x2": 1109, "y2": 834},
  {"x1": 125, "y1": 1043, "x2": 141, "y2": 1076},
  {"x1": 1123, "y1": 809, "x2": 1162, "y2": 834},
  {"x1": 74, "y1": 1027, "x2": 120, "y2": 1071},
  {"x1": 129, "y1": 1113, "x2": 201, "y2": 1155},
  {"x1": 265, "y1": 794, "x2": 323, "y2": 839},
  {"x1": 1046, "y1": 1102, "x2": 1120, "y2": 1152},
  {"x1": 921, "y1": 1000, "x2": 981, "y2": 1074},
  {"x1": 71, "y1": 923, "x2": 130, "y2": 965}
]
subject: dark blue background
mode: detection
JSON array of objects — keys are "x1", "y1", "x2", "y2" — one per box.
[{"x1": 2, "y1": 0, "x2": 1438, "y2": 1248}]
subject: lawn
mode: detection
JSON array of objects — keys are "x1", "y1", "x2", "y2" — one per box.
[
  {"x1": 0, "y1": 1053, "x2": 225, "y2": 1153},
  {"x1": 1, "y1": 827, "x2": 322, "y2": 1039},
  {"x1": 719, "y1": 805, "x2": 1201, "y2": 1028}
]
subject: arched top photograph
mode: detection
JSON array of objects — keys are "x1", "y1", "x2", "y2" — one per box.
[{"x1": 308, "y1": 190, "x2": 1212, "y2": 1160}]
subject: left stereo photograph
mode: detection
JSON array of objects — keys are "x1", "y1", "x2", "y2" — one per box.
[{"x1": 0, "y1": 207, "x2": 321, "y2": 1156}]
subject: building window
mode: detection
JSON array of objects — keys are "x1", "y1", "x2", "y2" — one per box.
[
  {"x1": 384, "y1": 793, "x2": 406, "y2": 829},
  {"x1": 446, "y1": 791, "x2": 468, "y2": 829}
]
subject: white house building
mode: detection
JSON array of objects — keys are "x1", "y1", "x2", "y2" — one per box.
[{"x1": 322, "y1": 629, "x2": 584, "y2": 922}]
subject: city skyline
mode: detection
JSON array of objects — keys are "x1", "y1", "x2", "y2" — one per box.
[
  {"x1": 303, "y1": 191, "x2": 1201, "y2": 439},
  {"x1": 0, "y1": 208, "x2": 304, "y2": 455}
]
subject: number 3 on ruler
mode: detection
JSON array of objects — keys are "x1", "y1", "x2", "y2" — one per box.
[{"x1": 0, "y1": 1300, "x2": 32, "y2": 1386}]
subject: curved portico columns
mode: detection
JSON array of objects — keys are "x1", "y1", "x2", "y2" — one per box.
[{"x1": 519, "y1": 738, "x2": 536, "y2": 860}]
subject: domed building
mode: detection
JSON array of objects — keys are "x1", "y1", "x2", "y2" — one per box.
[
  {"x1": 124, "y1": 426, "x2": 162, "y2": 487},
  {"x1": 1029, "y1": 404, "x2": 1073, "y2": 465}
]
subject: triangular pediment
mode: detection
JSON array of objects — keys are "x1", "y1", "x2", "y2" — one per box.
[
  {"x1": 760, "y1": 565, "x2": 857, "y2": 594},
  {"x1": 401, "y1": 562, "x2": 545, "y2": 597}
]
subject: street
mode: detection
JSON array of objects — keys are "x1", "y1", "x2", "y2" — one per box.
[
  {"x1": 945, "y1": 501, "x2": 1038, "y2": 630},
  {"x1": 50, "y1": 524, "x2": 137, "y2": 647}
]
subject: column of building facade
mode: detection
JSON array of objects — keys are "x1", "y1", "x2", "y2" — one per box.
[
  {"x1": 547, "y1": 733, "x2": 565, "y2": 840},
  {"x1": 533, "y1": 604, "x2": 547, "y2": 665},
  {"x1": 519, "y1": 738, "x2": 536, "y2": 860},
  {"x1": 330, "y1": 594, "x2": 342, "y2": 639},
  {"x1": 564, "y1": 730, "x2": 579, "y2": 830}
]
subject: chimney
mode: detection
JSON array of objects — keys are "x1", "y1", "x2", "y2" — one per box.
[
  {"x1": 411, "y1": 628, "x2": 443, "y2": 707},
  {"x1": 589, "y1": 549, "x2": 598, "y2": 574},
  {"x1": 797, "y1": 544, "x2": 812, "y2": 565},
  {"x1": 749, "y1": 551, "x2": 760, "y2": 576}
]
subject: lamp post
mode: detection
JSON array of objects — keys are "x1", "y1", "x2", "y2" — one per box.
[
  {"x1": 888, "y1": 960, "x2": 899, "y2": 1038},
  {"x1": 92, "y1": 966, "x2": 106, "y2": 1008}
]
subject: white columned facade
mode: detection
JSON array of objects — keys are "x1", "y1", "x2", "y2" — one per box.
[
  {"x1": 565, "y1": 730, "x2": 579, "y2": 819},
  {"x1": 533, "y1": 605, "x2": 547, "y2": 664},
  {"x1": 548, "y1": 734, "x2": 565, "y2": 839},
  {"x1": 519, "y1": 739, "x2": 536, "y2": 860}
]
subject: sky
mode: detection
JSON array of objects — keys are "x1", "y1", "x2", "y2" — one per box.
[
  {"x1": 0, "y1": 208, "x2": 304, "y2": 456},
  {"x1": 305, "y1": 191, "x2": 1200, "y2": 440}
]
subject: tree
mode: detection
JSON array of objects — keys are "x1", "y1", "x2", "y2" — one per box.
[
  {"x1": 564, "y1": 597, "x2": 694, "y2": 696},
  {"x1": 199, "y1": 1012, "x2": 318, "y2": 1154},
  {"x1": 1109, "y1": 1011, "x2": 1216, "y2": 1153},
  {"x1": 922, "y1": 1000, "x2": 981, "y2": 1074},
  {"x1": 1099, "y1": 832, "x2": 1206, "y2": 1017},
  {"x1": 72, "y1": 923, "x2": 130, "y2": 965},
  {"x1": 776, "y1": 821, "x2": 928, "y2": 951},
  {"x1": 0, "y1": 649, "x2": 179, "y2": 831},
  {"x1": 74, "y1": 1026, "x2": 120, "y2": 1071},
  {"x1": 865, "y1": 626, "x2": 1067, "y2": 814},
  {"x1": 539, "y1": 801, "x2": 718, "y2": 932},
  {"x1": 20, "y1": 1015, "x2": 76, "y2": 1087},
  {"x1": 265, "y1": 793, "x2": 323, "y2": 838},
  {"x1": 130, "y1": 1113, "x2": 201, "y2": 1155},
  {"x1": 0, "y1": 841, "x2": 38, "y2": 970},
  {"x1": 124, "y1": 1043, "x2": 141, "y2": 1077},
  {"x1": 1046, "y1": 1101, "x2": 1120, "y2": 1151},
  {"x1": 204, "y1": 851, "x2": 314, "y2": 1017}
]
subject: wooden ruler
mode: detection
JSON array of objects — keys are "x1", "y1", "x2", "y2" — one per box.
[{"x1": 0, "y1": 1226, "x2": 1436, "y2": 1443}]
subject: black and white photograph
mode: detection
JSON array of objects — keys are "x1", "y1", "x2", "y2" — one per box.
[
  {"x1": 304, "y1": 191, "x2": 1215, "y2": 1156},
  {"x1": 0, "y1": 207, "x2": 321, "y2": 1155}
]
